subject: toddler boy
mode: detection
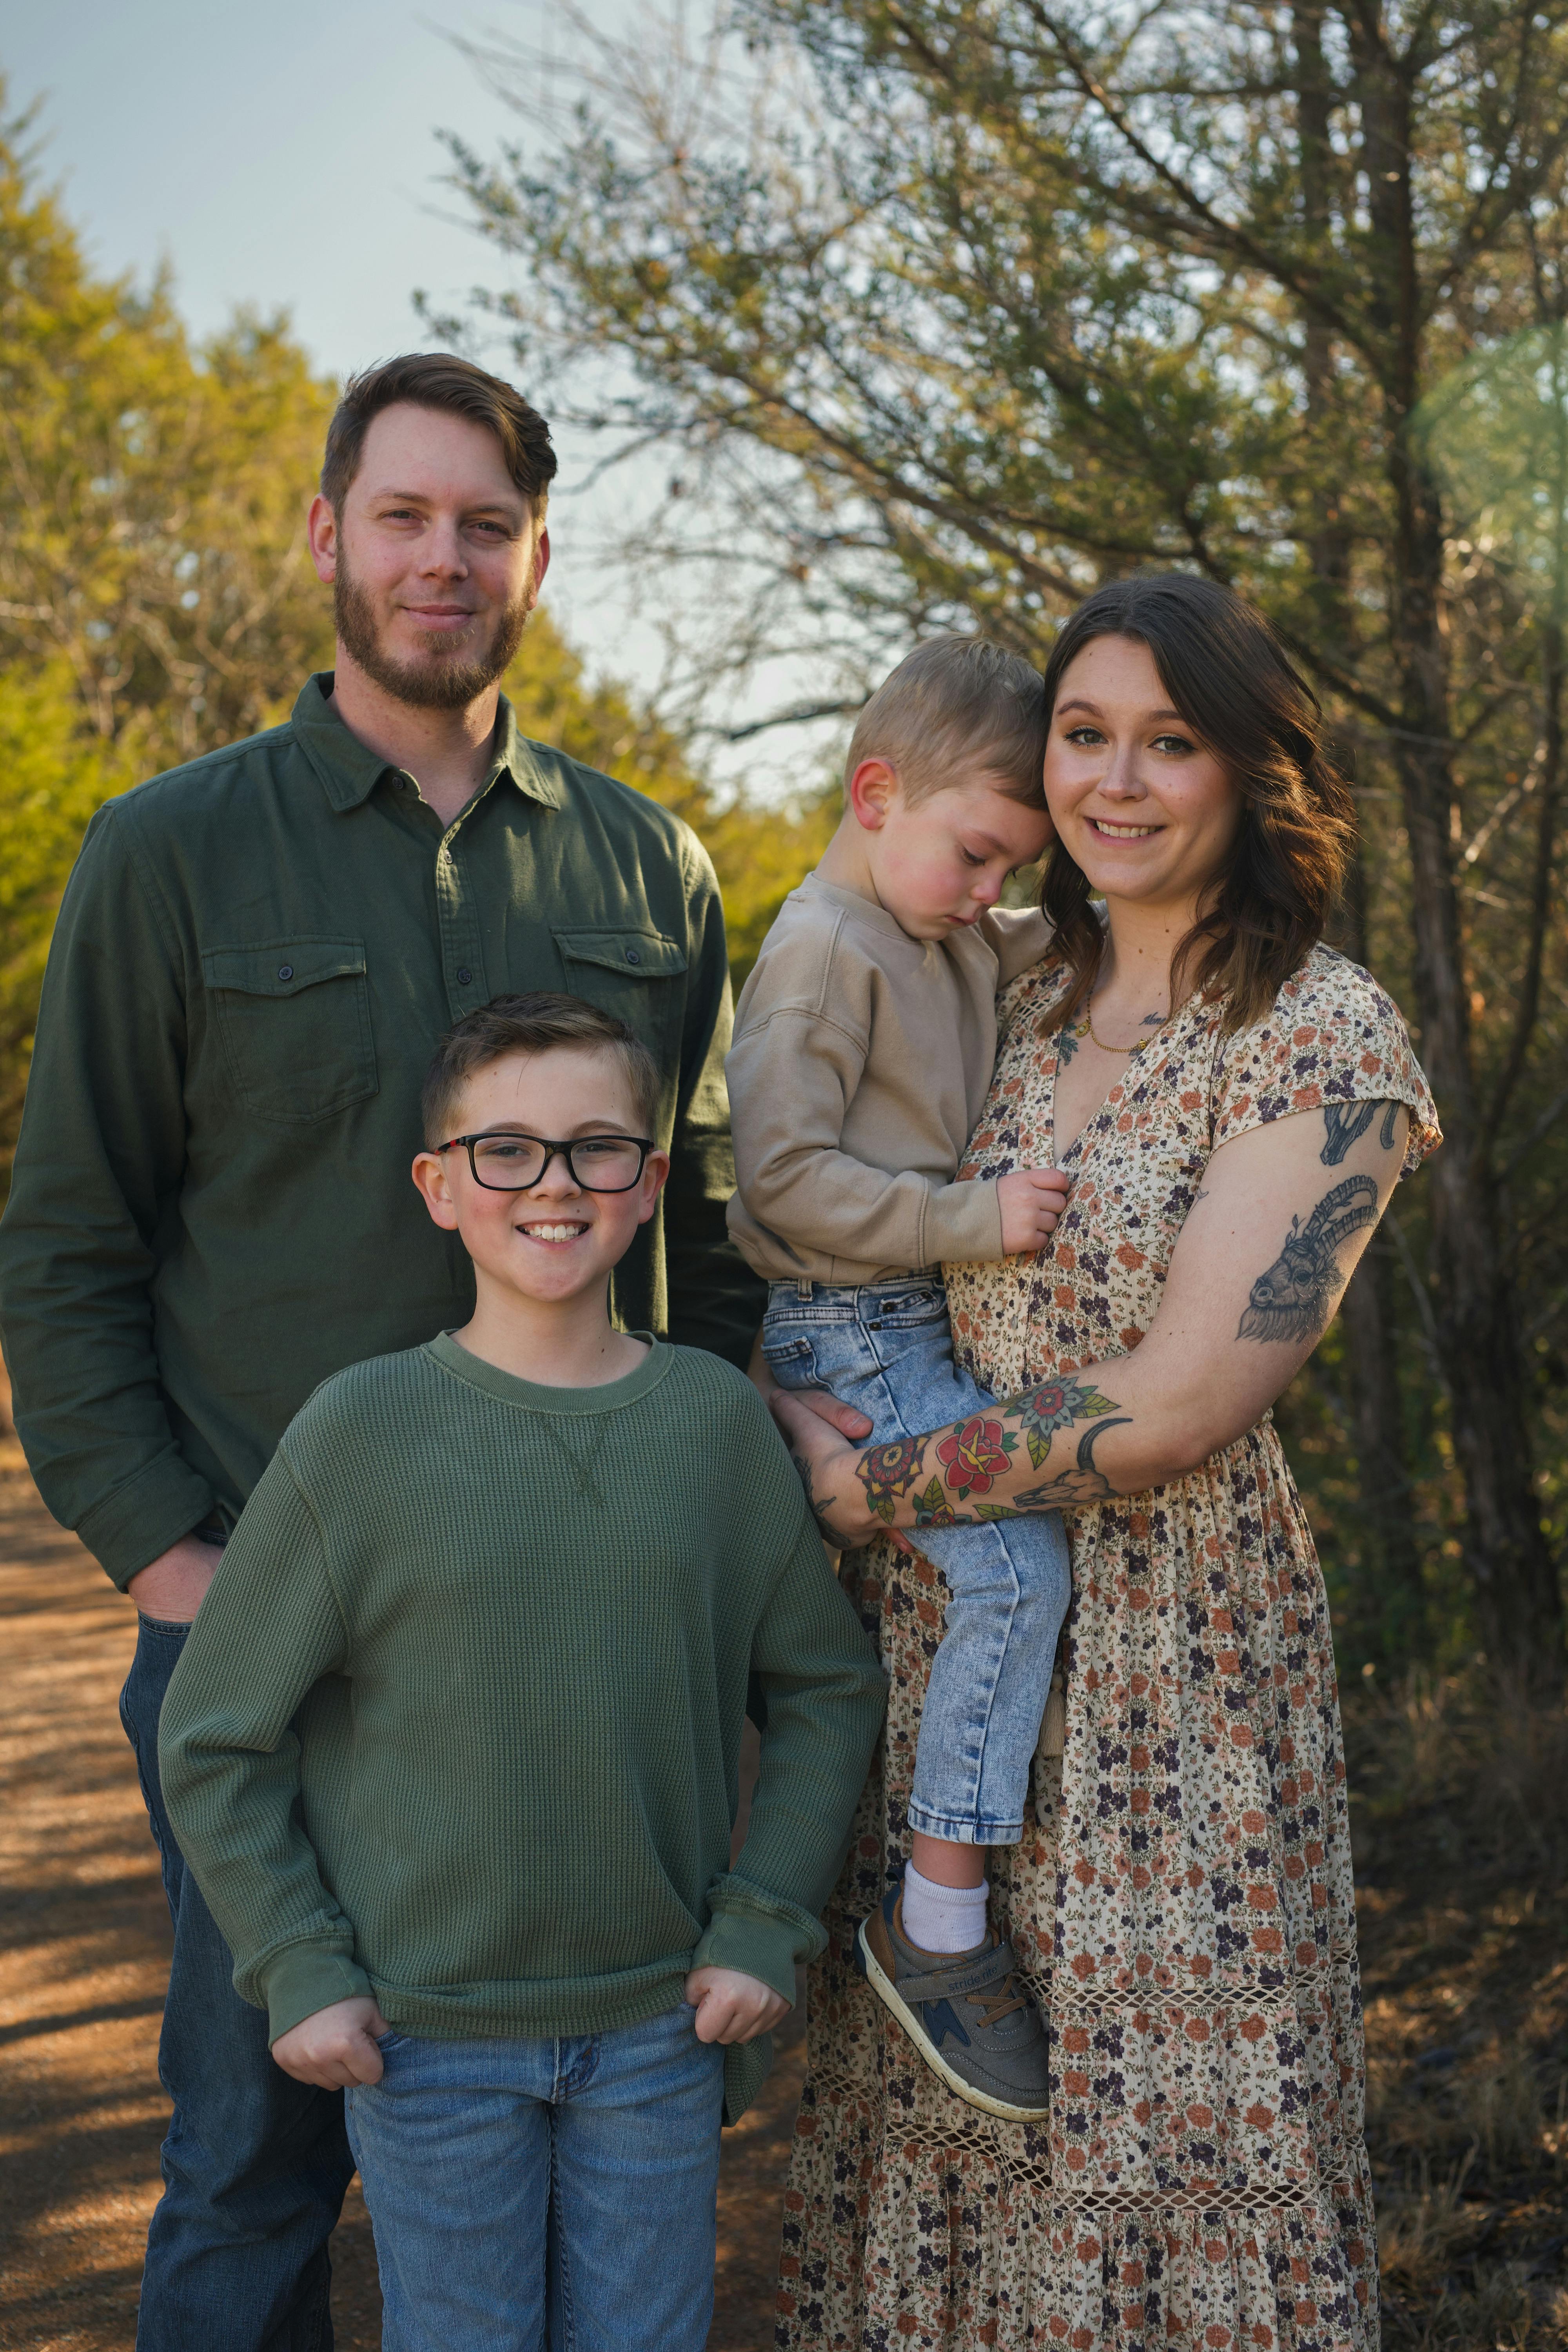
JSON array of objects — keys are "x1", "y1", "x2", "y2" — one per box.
[
  {"x1": 728, "y1": 635, "x2": 1069, "y2": 2122},
  {"x1": 159, "y1": 992, "x2": 884, "y2": 2352}
]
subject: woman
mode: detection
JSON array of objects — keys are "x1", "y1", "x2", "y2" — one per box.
[{"x1": 769, "y1": 574, "x2": 1439, "y2": 2352}]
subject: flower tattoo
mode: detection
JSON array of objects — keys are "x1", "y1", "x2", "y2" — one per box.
[
  {"x1": 934, "y1": 1415, "x2": 1016, "y2": 1495},
  {"x1": 861, "y1": 1434, "x2": 931, "y2": 1525},
  {"x1": 1016, "y1": 1377, "x2": 1119, "y2": 1468},
  {"x1": 911, "y1": 1478, "x2": 958, "y2": 1526}
]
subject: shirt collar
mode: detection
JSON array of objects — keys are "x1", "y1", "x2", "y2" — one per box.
[{"x1": 289, "y1": 674, "x2": 564, "y2": 813}]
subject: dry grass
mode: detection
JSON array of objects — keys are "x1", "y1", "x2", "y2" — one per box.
[{"x1": 1349, "y1": 1668, "x2": 1568, "y2": 2352}]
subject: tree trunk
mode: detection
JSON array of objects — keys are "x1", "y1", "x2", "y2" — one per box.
[
  {"x1": 1336, "y1": 836, "x2": 1428, "y2": 1656},
  {"x1": 1339, "y1": 1243, "x2": 1428, "y2": 1657},
  {"x1": 1342, "y1": 21, "x2": 1564, "y2": 1672},
  {"x1": 1385, "y1": 443, "x2": 1563, "y2": 1672}
]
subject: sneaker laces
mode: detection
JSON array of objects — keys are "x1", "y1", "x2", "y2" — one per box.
[{"x1": 973, "y1": 1965, "x2": 1031, "y2": 2030}]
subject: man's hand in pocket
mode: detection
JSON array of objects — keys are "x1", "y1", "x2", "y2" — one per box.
[{"x1": 126, "y1": 1534, "x2": 226, "y2": 1623}]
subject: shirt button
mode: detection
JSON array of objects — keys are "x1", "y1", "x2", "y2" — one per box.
[
  {"x1": 277, "y1": 964, "x2": 293, "y2": 981},
  {"x1": 624, "y1": 946, "x2": 642, "y2": 965},
  {"x1": 456, "y1": 967, "x2": 472, "y2": 985}
]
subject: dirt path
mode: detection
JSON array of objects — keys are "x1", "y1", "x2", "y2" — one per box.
[{"x1": 0, "y1": 1439, "x2": 799, "y2": 2350}]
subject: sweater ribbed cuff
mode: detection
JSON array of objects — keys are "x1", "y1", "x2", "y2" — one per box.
[
  {"x1": 921, "y1": 1176, "x2": 1005, "y2": 1265},
  {"x1": 260, "y1": 1944, "x2": 375, "y2": 2046},
  {"x1": 75, "y1": 1452, "x2": 218, "y2": 1590},
  {"x1": 693, "y1": 1874, "x2": 825, "y2": 2006}
]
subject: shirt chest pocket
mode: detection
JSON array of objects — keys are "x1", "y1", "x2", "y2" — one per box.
[
  {"x1": 552, "y1": 927, "x2": 688, "y2": 1074},
  {"x1": 203, "y1": 938, "x2": 378, "y2": 1126}
]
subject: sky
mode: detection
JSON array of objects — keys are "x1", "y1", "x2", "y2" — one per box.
[{"x1": 4, "y1": 0, "x2": 758, "y2": 762}]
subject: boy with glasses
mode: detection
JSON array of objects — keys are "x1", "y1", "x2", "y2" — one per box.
[{"x1": 158, "y1": 993, "x2": 884, "y2": 2352}]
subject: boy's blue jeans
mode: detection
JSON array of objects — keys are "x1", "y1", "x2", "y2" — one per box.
[
  {"x1": 763, "y1": 1276, "x2": 1069, "y2": 1843},
  {"x1": 344, "y1": 2007, "x2": 725, "y2": 2352},
  {"x1": 119, "y1": 1612, "x2": 354, "y2": 2352}
]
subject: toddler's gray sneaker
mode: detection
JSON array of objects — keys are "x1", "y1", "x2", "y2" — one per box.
[{"x1": 855, "y1": 1883, "x2": 1050, "y2": 2122}]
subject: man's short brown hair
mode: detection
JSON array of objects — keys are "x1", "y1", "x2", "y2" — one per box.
[
  {"x1": 845, "y1": 635, "x2": 1048, "y2": 808},
  {"x1": 321, "y1": 353, "x2": 558, "y2": 518},
  {"x1": 421, "y1": 994, "x2": 661, "y2": 1148}
]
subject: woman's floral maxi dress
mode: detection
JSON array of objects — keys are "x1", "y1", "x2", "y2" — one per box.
[{"x1": 776, "y1": 945, "x2": 1440, "y2": 2352}]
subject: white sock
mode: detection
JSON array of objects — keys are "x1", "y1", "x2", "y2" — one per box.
[{"x1": 900, "y1": 1861, "x2": 989, "y2": 1955}]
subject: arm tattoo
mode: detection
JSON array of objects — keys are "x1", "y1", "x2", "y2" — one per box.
[
  {"x1": 1014, "y1": 1374, "x2": 1119, "y2": 1465},
  {"x1": 857, "y1": 1378, "x2": 1125, "y2": 1527},
  {"x1": 1238, "y1": 1174, "x2": 1379, "y2": 1345},
  {"x1": 1007, "y1": 1416, "x2": 1134, "y2": 1512},
  {"x1": 791, "y1": 1450, "x2": 840, "y2": 1541},
  {"x1": 1321, "y1": 1099, "x2": 1400, "y2": 1165}
]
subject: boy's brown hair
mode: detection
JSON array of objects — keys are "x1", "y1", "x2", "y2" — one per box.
[
  {"x1": 321, "y1": 353, "x2": 558, "y2": 519},
  {"x1": 421, "y1": 994, "x2": 661, "y2": 1148},
  {"x1": 844, "y1": 635, "x2": 1048, "y2": 808}
]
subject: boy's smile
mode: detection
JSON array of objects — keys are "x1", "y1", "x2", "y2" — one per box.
[{"x1": 411, "y1": 1043, "x2": 669, "y2": 1384}]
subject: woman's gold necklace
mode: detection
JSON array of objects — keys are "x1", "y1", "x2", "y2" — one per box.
[{"x1": 1075, "y1": 1004, "x2": 1168, "y2": 1054}]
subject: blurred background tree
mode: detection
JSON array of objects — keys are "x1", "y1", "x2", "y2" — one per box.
[
  {"x1": 0, "y1": 102, "x2": 834, "y2": 1195},
  {"x1": 444, "y1": 0, "x2": 1568, "y2": 1677}
]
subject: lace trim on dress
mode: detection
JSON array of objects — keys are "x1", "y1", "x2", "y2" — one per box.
[
  {"x1": 798, "y1": 1940, "x2": 1362, "y2": 2214},
  {"x1": 799, "y1": 2062, "x2": 1361, "y2": 2215}
]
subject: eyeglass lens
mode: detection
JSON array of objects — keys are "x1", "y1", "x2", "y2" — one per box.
[{"x1": 470, "y1": 1134, "x2": 646, "y2": 1192}]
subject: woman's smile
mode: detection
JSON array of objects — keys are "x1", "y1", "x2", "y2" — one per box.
[{"x1": 1083, "y1": 815, "x2": 1163, "y2": 839}]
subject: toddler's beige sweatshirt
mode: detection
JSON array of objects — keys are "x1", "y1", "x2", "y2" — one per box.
[{"x1": 726, "y1": 873, "x2": 1052, "y2": 1285}]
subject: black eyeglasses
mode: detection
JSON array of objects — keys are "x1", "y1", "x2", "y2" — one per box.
[{"x1": 436, "y1": 1130, "x2": 657, "y2": 1194}]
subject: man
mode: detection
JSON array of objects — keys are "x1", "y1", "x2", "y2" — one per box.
[{"x1": 0, "y1": 353, "x2": 766, "y2": 2351}]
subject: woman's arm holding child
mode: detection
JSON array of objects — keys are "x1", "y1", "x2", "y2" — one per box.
[{"x1": 774, "y1": 1102, "x2": 1409, "y2": 1544}]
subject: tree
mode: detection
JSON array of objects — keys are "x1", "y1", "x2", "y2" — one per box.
[
  {"x1": 448, "y1": 0, "x2": 1568, "y2": 1669},
  {"x1": 0, "y1": 105, "x2": 338, "y2": 767},
  {"x1": 0, "y1": 664, "x2": 134, "y2": 1165}
]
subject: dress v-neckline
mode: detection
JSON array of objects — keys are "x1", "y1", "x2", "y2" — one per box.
[
  {"x1": 1047, "y1": 998, "x2": 1202, "y2": 1171},
  {"x1": 1049, "y1": 1042, "x2": 1124, "y2": 1171}
]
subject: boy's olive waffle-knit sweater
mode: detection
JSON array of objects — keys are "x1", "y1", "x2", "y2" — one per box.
[{"x1": 159, "y1": 1333, "x2": 884, "y2": 2113}]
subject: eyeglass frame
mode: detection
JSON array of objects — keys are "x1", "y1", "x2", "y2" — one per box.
[{"x1": 434, "y1": 1129, "x2": 659, "y2": 1194}]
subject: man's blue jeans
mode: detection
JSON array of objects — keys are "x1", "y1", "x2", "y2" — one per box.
[
  {"x1": 763, "y1": 1276, "x2": 1069, "y2": 1842},
  {"x1": 344, "y1": 2005, "x2": 726, "y2": 2352},
  {"x1": 120, "y1": 1613, "x2": 354, "y2": 2352}
]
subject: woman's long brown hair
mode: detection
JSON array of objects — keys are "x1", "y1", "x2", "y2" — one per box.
[{"x1": 1038, "y1": 574, "x2": 1355, "y2": 1035}]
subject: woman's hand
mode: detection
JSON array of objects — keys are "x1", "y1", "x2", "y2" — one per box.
[
  {"x1": 767, "y1": 1388, "x2": 881, "y2": 1548},
  {"x1": 748, "y1": 1328, "x2": 875, "y2": 1443},
  {"x1": 685, "y1": 1965, "x2": 791, "y2": 2043}
]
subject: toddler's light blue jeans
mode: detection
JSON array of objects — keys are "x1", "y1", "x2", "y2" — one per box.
[
  {"x1": 763, "y1": 1276, "x2": 1070, "y2": 1844},
  {"x1": 344, "y1": 2002, "x2": 724, "y2": 2352}
]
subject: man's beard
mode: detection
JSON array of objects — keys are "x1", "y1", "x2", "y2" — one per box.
[{"x1": 334, "y1": 555, "x2": 535, "y2": 711}]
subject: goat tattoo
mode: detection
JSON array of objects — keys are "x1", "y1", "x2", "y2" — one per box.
[{"x1": 1238, "y1": 1175, "x2": 1379, "y2": 1344}]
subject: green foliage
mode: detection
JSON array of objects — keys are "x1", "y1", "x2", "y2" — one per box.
[
  {"x1": 0, "y1": 105, "x2": 337, "y2": 764},
  {"x1": 0, "y1": 664, "x2": 135, "y2": 1153}
]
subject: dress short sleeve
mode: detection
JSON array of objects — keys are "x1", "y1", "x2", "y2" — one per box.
[{"x1": 1212, "y1": 946, "x2": 1441, "y2": 1178}]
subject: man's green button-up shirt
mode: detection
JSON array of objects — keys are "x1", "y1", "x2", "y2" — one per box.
[{"x1": 0, "y1": 676, "x2": 764, "y2": 1588}]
